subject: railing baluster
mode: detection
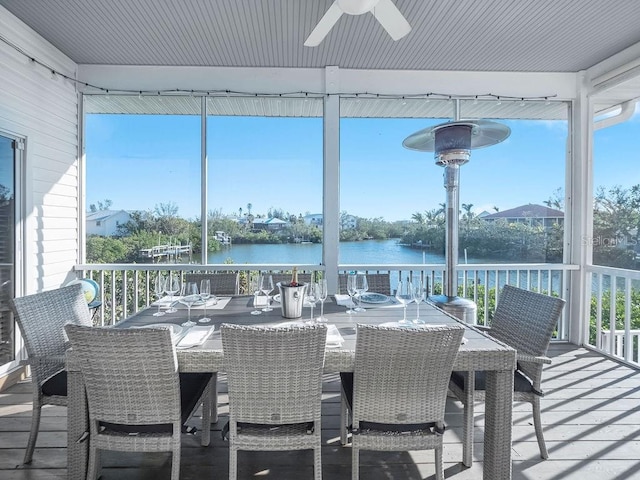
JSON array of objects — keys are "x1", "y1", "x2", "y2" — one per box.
[{"x1": 625, "y1": 276, "x2": 632, "y2": 362}]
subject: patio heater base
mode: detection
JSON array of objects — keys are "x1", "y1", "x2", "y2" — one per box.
[{"x1": 428, "y1": 294, "x2": 477, "y2": 325}]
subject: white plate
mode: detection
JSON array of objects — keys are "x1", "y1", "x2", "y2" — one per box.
[
  {"x1": 134, "y1": 323, "x2": 185, "y2": 337},
  {"x1": 360, "y1": 293, "x2": 389, "y2": 304}
]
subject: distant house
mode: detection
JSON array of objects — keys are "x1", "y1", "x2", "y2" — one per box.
[
  {"x1": 86, "y1": 210, "x2": 131, "y2": 236},
  {"x1": 482, "y1": 204, "x2": 564, "y2": 228},
  {"x1": 303, "y1": 213, "x2": 323, "y2": 226},
  {"x1": 340, "y1": 214, "x2": 357, "y2": 230},
  {"x1": 253, "y1": 217, "x2": 289, "y2": 231}
]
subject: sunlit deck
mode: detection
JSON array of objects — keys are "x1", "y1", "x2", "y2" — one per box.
[{"x1": 1, "y1": 343, "x2": 638, "y2": 480}]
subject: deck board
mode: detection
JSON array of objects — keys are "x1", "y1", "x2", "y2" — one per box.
[{"x1": 1, "y1": 344, "x2": 640, "y2": 479}]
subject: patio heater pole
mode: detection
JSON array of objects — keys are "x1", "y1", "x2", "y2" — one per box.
[
  {"x1": 443, "y1": 100, "x2": 462, "y2": 298},
  {"x1": 403, "y1": 101, "x2": 510, "y2": 323}
]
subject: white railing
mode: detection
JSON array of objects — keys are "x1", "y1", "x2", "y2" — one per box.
[
  {"x1": 587, "y1": 265, "x2": 640, "y2": 364},
  {"x1": 599, "y1": 330, "x2": 640, "y2": 359},
  {"x1": 75, "y1": 262, "x2": 574, "y2": 338}
]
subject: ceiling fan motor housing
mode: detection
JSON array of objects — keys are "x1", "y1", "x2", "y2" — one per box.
[{"x1": 336, "y1": 0, "x2": 380, "y2": 15}]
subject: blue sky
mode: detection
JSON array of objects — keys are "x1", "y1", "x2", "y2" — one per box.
[{"x1": 85, "y1": 106, "x2": 639, "y2": 222}]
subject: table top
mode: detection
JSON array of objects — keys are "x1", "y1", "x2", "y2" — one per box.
[{"x1": 112, "y1": 296, "x2": 515, "y2": 373}]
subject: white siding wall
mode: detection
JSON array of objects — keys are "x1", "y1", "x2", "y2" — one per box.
[{"x1": 0, "y1": 7, "x2": 79, "y2": 294}]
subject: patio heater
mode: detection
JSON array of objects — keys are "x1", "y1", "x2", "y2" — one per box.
[{"x1": 402, "y1": 101, "x2": 510, "y2": 323}]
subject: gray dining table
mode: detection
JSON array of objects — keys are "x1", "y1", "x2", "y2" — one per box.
[{"x1": 66, "y1": 295, "x2": 515, "y2": 480}]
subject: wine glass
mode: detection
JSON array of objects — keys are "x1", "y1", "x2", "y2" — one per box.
[
  {"x1": 354, "y1": 273, "x2": 368, "y2": 312},
  {"x1": 180, "y1": 281, "x2": 199, "y2": 327},
  {"x1": 413, "y1": 278, "x2": 425, "y2": 324},
  {"x1": 152, "y1": 274, "x2": 166, "y2": 317},
  {"x1": 259, "y1": 274, "x2": 274, "y2": 312},
  {"x1": 199, "y1": 279, "x2": 211, "y2": 323},
  {"x1": 346, "y1": 274, "x2": 357, "y2": 315},
  {"x1": 316, "y1": 278, "x2": 328, "y2": 322},
  {"x1": 165, "y1": 273, "x2": 180, "y2": 314},
  {"x1": 395, "y1": 279, "x2": 414, "y2": 324},
  {"x1": 306, "y1": 282, "x2": 318, "y2": 323},
  {"x1": 250, "y1": 273, "x2": 262, "y2": 315}
]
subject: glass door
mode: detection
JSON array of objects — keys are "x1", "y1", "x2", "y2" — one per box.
[{"x1": 0, "y1": 134, "x2": 18, "y2": 368}]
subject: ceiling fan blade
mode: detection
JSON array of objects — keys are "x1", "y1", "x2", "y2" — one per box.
[
  {"x1": 372, "y1": 0, "x2": 411, "y2": 41},
  {"x1": 304, "y1": 2, "x2": 344, "y2": 47}
]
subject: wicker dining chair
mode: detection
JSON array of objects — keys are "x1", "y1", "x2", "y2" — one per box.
[
  {"x1": 64, "y1": 324, "x2": 213, "y2": 480},
  {"x1": 184, "y1": 272, "x2": 239, "y2": 295},
  {"x1": 221, "y1": 323, "x2": 327, "y2": 480},
  {"x1": 338, "y1": 273, "x2": 391, "y2": 295},
  {"x1": 340, "y1": 324, "x2": 464, "y2": 480},
  {"x1": 10, "y1": 283, "x2": 93, "y2": 464},
  {"x1": 449, "y1": 285, "x2": 566, "y2": 466}
]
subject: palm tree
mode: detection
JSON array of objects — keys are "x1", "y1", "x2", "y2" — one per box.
[
  {"x1": 238, "y1": 207, "x2": 243, "y2": 218},
  {"x1": 247, "y1": 203, "x2": 252, "y2": 215},
  {"x1": 411, "y1": 212, "x2": 426, "y2": 224},
  {"x1": 461, "y1": 203, "x2": 475, "y2": 221}
]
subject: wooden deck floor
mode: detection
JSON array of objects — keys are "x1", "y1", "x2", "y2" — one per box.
[{"x1": 1, "y1": 343, "x2": 639, "y2": 480}]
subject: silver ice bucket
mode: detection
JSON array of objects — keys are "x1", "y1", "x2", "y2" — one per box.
[{"x1": 277, "y1": 282, "x2": 307, "y2": 318}]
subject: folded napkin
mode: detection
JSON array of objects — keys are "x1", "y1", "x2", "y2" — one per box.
[
  {"x1": 171, "y1": 296, "x2": 232, "y2": 310},
  {"x1": 190, "y1": 296, "x2": 232, "y2": 310},
  {"x1": 176, "y1": 325, "x2": 215, "y2": 349},
  {"x1": 326, "y1": 324, "x2": 344, "y2": 347},
  {"x1": 334, "y1": 294, "x2": 355, "y2": 308}
]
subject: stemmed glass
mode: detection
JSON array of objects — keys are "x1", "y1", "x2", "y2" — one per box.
[
  {"x1": 250, "y1": 273, "x2": 262, "y2": 315},
  {"x1": 260, "y1": 274, "x2": 274, "y2": 312},
  {"x1": 354, "y1": 273, "x2": 368, "y2": 312},
  {"x1": 165, "y1": 273, "x2": 180, "y2": 314},
  {"x1": 413, "y1": 278, "x2": 425, "y2": 324},
  {"x1": 346, "y1": 274, "x2": 357, "y2": 315},
  {"x1": 152, "y1": 274, "x2": 166, "y2": 317},
  {"x1": 199, "y1": 279, "x2": 211, "y2": 323},
  {"x1": 395, "y1": 279, "x2": 414, "y2": 325},
  {"x1": 180, "y1": 281, "x2": 199, "y2": 327},
  {"x1": 306, "y1": 282, "x2": 318, "y2": 323},
  {"x1": 316, "y1": 278, "x2": 328, "y2": 322}
]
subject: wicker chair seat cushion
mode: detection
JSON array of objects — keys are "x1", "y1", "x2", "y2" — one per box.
[
  {"x1": 97, "y1": 372, "x2": 212, "y2": 435},
  {"x1": 450, "y1": 369, "x2": 534, "y2": 394},
  {"x1": 41, "y1": 370, "x2": 67, "y2": 397},
  {"x1": 99, "y1": 421, "x2": 175, "y2": 435},
  {"x1": 222, "y1": 421, "x2": 315, "y2": 440},
  {"x1": 340, "y1": 372, "x2": 443, "y2": 434}
]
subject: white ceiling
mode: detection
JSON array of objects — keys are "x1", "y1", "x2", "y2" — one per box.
[
  {"x1": 3, "y1": 0, "x2": 640, "y2": 118},
  {"x1": 2, "y1": 0, "x2": 640, "y2": 72}
]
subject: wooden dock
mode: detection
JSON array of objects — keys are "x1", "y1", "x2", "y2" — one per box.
[
  {"x1": 214, "y1": 231, "x2": 231, "y2": 246},
  {"x1": 138, "y1": 244, "x2": 192, "y2": 261}
]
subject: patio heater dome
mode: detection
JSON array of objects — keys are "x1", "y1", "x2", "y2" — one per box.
[
  {"x1": 403, "y1": 119, "x2": 510, "y2": 323},
  {"x1": 403, "y1": 120, "x2": 511, "y2": 164}
]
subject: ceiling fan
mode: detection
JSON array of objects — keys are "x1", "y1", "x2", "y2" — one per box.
[{"x1": 304, "y1": 0, "x2": 411, "y2": 47}]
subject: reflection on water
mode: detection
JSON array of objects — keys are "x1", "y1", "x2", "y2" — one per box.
[{"x1": 207, "y1": 238, "x2": 503, "y2": 265}]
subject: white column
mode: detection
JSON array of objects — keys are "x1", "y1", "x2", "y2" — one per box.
[
  {"x1": 201, "y1": 96, "x2": 208, "y2": 264},
  {"x1": 323, "y1": 66, "x2": 340, "y2": 294},
  {"x1": 567, "y1": 71, "x2": 593, "y2": 345}
]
